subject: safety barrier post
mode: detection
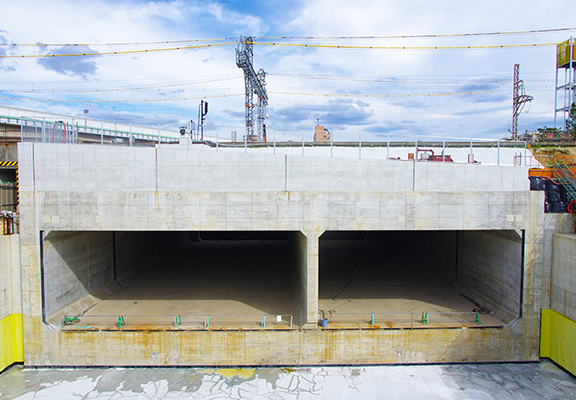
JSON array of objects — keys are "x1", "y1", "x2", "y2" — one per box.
[
  {"x1": 61, "y1": 316, "x2": 79, "y2": 327},
  {"x1": 175, "y1": 315, "x2": 181, "y2": 328},
  {"x1": 289, "y1": 315, "x2": 293, "y2": 327},
  {"x1": 475, "y1": 312, "x2": 481, "y2": 325},
  {"x1": 421, "y1": 312, "x2": 429, "y2": 325},
  {"x1": 116, "y1": 315, "x2": 125, "y2": 328},
  {"x1": 261, "y1": 315, "x2": 266, "y2": 328},
  {"x1": 204, "y1": 315, "x2": 210, "y2": 328},
  {"x1": 371, "y1": 312, "x2": 374, "y2": 326}
]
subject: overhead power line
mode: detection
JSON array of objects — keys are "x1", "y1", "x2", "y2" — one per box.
[
  {"x1": 269, "y1": 73, "x2": 512, "y2": 84},
  {"x1": 3, "y1": 27, "x2": 573, "y2": 48},
  {"x1": 0, "y1": 90, "x2": 493, "y2": 103},
  {"x1": 250, "y1": 41, "x2": 559, "y2": 51},
  {"x1": 256, "y1": 27, "x2": 576, "y2": 40},
  {"x1": 0, "y1": 38, "x2": 237, "y2": 47},
  {"x1": 269, "y1": 91, "x2": 493, "y2": 98},
  {"x1": 0, "y1": 77, "x2": 242, "y2": 94},
  {"x1": 0, "y1": 94, "x2": 244, "y2": 103},
  {"x1": 0, "y1": 42, "x2": 236, "y2": 58}
]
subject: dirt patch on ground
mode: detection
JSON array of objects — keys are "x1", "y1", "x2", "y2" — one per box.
[{"x1": 529, "y1": 146, "x2": 576, "y2": 167}]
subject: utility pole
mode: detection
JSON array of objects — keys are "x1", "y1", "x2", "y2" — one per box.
[
  {"x1": 511, "y1": 64, "x2": 533, "y2": 140},
  {"x1": 236, "y1": 36, "x2": 268, "y2": 142}
]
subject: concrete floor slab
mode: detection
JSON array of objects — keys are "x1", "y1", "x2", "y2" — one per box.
[{"x1": 0, "y1": 361, "x2": 574, "y2": 399}]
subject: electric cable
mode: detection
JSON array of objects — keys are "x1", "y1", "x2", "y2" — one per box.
[
  {"x1": 269, "y1": 73, "x2": 512, "y2": 84},
  {"x1": 256, "y1": 27, "x2": 576, "y2": 40},
  {"x1": 0, "y1": 42, "x2": 237, "y2": 58},
  {"x1": 0, "y1": 77, "x2": 242, "y2": 94},
  {"x1": 0, "y1": 37, "x2": 237, "y2": 47},
  {"x1": 0, "y1": 93, "x2": 244, "y2": 103},
  {"x1": 250, "y1": 41, "x2": 559, "y2": 51}
]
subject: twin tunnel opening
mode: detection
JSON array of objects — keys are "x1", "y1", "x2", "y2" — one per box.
[{"x1": 42, "y1": 230, "x2": 523, "y2": 330}]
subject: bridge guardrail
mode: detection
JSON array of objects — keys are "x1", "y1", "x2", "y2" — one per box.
[{"x1": 0, "y1": 114, "x2": 180, "y2": 146}]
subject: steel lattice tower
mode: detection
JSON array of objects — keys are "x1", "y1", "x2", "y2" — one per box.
[
  {"x1": 512, "y1": 64, "x2": 533, "y2": 140},
  {"x1": 236, "y1": 36, "x2": 268, "y2": 142}
]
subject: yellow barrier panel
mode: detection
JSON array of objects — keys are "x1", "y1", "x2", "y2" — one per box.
[
  {"x1": 541, "y1": 309, "x2": 576, "y2": 376},
  {"x1": 0, "y1": 313, "x2": 23, "y2": 372}
]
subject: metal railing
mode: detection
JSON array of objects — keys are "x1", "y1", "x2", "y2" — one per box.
[
  {"x1": 0, "y1": 114, "x2": 180, "y2": 146},
  {"x1": 527, "y1": 154, "x2": 576, "y2": 168},
  {"x1": 554, "y1": 162, "x2": 576, "y2": 202},
  {"x1": 318, "y1": 310, "x2": 486, "y2": 328},
  {"x1": 213, "y1": 134, "x2": 532, "y2": 166},
  {"x1": 61, "y1": 313, "x2": 295, "y2": 330}
]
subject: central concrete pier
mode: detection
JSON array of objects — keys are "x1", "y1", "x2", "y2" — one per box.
[{"x1": 16, "y1": 142, "x2": 573, "y2": 366}]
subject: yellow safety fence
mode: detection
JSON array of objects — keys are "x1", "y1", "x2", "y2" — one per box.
[
  {"x1": 541, "y1": 309, "x2": 576, "y2": 376},
  {"x1": 0, "y1": 313, "x2": 23, "y2": 372}
]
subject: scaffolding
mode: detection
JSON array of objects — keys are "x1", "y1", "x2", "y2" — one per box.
[{"x1": 554, "y1": 38, "x2": 576, "y2": 130}]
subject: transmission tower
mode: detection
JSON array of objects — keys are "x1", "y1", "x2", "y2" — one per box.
[
  {"x1": 511, "y1": 64, "x2": 533, "y2": 140},
  {"x1": 236, "y1": 36, "x2": 268, "y2": 142}
]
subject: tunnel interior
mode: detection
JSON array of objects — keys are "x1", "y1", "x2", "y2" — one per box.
[
  {"x1": 42, "y1": 230, "x2": 304, "y2": 329},
  {"x1": 319, "y1": 230, "x2": 523, "y2": 327}
]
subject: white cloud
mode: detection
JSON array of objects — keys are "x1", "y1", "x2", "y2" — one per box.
[{"x1": 0, "y1": 0, "x2": 574, "y2": 140}]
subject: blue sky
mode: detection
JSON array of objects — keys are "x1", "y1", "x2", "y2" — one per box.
[{"x1": 0, "y1": 0, "x2": 574, "y2": 141}]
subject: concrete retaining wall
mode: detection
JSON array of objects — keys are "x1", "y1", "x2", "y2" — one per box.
[
  {"x1": 541, "y1": 234, "x2": 576, "y2": 376},
  {"x1": 551, "y1": 234, "x2": 576, "y2": 321},
  {"x1": 455, "y1": 231, "x2": 523, "y2": 322},
  {"x1": 43, "y1": 231, "x2": 113, "y2": 317},
  {"x1": 0, "y1": 234, "x2": 23, "y2": 371}
]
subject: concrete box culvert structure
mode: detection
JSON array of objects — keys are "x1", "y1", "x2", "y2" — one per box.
[{"x1": 17, "y1": 142, "x2": 573, "y2": 366}]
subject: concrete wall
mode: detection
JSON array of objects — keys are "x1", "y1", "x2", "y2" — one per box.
[
  {"x1": 115, "y1": 232, "x2": 156, "y2": 282},
  {"x1": 455, "y1": 231, "x2": 523, "y2": 322},
  {"x1": 541, "y1": 233, "x2": 576, "y2": 376},
  {"x1": 419, "y1": 231, "x2": 458, "y2": 284},
  {"x1": 43, "y1": 231, "x2": 114, "y2": 318},
  {"x1": 0, "y1": 234, "x2": 23, "y2": 371},
  {"x1": 551, "y1": 234, "x2": 576, "y2": 321},
  {"x1": 16, "y1": 142, "x2": 575, "y2": 366}
]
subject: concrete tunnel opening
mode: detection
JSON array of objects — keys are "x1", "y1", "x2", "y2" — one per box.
[
  {"x1": 42, "y1": 230, "x2": 306, "y2": 330},
  {"x1": 318, "y1": 230, "x2": 524, "y2": 328}
]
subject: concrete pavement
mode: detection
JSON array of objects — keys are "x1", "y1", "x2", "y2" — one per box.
[{"x1": 0, "y1": 361, "x2": 574, "y2": 399}]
